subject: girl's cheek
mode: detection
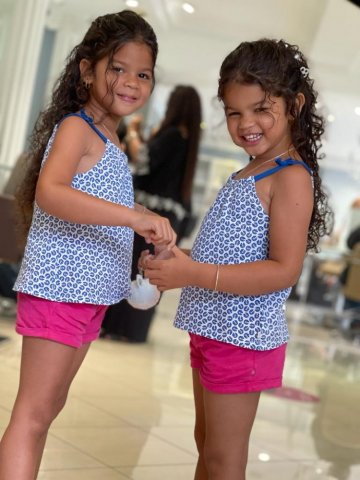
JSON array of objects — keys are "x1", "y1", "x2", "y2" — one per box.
[{"x1": 258, "y1": 114, "x2": 275, "y2": 130}]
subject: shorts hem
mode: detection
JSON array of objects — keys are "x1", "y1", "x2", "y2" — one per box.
[
  {"x1": 82, "y1": 331, "x2": 101, "y2": 344},
  {"x1": 199, "y1": 373, "x2": 283, "y2": 394},
  {"x1": 16, "y1": 326, "x2": 81, "y2": 348}
]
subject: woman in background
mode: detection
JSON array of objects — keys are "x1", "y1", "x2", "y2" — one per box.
[{"x1": 101, "y1": 85, "x2": 202, "y2": 342}]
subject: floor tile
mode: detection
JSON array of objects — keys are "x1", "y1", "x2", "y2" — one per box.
[
  {"x1": 38, "y1": 434, "x2": 105, "y2": 470},
  {"x1": 38, "y1": 467, "x2": 129, "y2": 479},
  {"x1": 52, "y1": 426, "x2": 196, "y2": 467},
  {"x1": 117, "y1": 465, "x2": 196, "y2": 479}
]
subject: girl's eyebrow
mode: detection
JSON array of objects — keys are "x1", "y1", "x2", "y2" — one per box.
[
  {"x1": 224, "y1": 100, "x2": 266, "y2": 111},
  {"x1": 111, "y1": 59, "x2": 153, "y2": 72}
]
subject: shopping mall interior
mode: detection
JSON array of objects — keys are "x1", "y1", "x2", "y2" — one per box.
[{"x1": 1, "y1": 0, "x2": 360, "y2": 479}]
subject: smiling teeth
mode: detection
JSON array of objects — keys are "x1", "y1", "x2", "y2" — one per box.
[{"x1": 244, "y1": 134, "x2": 262, "y2": 141}]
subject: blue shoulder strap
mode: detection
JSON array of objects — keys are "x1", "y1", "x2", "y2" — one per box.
[
  {"x1": 254, "y1": 158, "x2": 312, "y2": 182},
  {"x1": 59, "y1": 109, "x2": 107, "y2": 143}
]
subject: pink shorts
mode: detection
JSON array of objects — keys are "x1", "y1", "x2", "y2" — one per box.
[
  {"x1": 16, "y1": 293, "x2": 108, "y2": 348},
  {"x1": 190, "y1": 333, "x2": 286, "y2": 394}
]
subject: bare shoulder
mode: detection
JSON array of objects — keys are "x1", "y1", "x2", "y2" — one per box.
[
  {"x1": 269, "y1": 162, "x2": 313, "y2": 216},
  {"x1": 51, "y1": 114, "x2": 96, "y2": 157},
  {"x1": 55, "y1": 114, "x2": 92, "y2": 141},
  {"x1": 273, "y1": 161, "x2": 313, "y2": 191}
]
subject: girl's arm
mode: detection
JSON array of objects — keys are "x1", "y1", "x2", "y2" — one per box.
[
  {"x1": 125, "y1": 115, "x2": 144, "y2": 161},
  {"x1": 145, "y1": 166, "x2": 313, "y2": 295},
  {"x1": 36, "y1": 117, "x2": 176, "y2": 246}
]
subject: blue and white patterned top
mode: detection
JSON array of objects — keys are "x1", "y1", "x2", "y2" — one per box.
[
  {"x1": 14, "y1": 110, "x2": 134, "y2": 305},
  {"x1": 174, "y1": 158, "x2": 312, "y2": 350}
]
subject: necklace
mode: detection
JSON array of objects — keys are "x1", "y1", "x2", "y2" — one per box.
[
  {"x1": 101, "y1": 122, "x2": 116, "y2": 144},
  {"x1": 243, "y1": 147, "x2": 295, "y2": 177}
]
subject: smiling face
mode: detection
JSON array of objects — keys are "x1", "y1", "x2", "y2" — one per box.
[
  {"x1": 223, "y1": 82, "x2": 293, "y2": 160},
  {"x1": 82, "y1": 41, "x2": 154, "y2": 120}
]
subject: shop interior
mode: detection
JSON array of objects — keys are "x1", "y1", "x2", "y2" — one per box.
[{"x1": 1, "y1": 0, "x2": 360, "y2": 479}]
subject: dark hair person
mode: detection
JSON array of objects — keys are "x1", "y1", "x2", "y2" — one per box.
[
  {"x1": 0, "y1": 11, "x2": 177, "y2": 479},
  {"x1": 144, "y1": 39, "x2": 333, "y2": 480}
]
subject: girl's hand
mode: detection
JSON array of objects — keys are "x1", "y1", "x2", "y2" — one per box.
[
  {"x1": 144, "y1": 246, "x2": 195, "y2": 291},
  {"x1": 138, "y1": 249, "x2": 153, "y2": 273},
  {"x1": 154, "y1": 244, "x2": 175, "y2": 261},
  {"x1": 131, "y1": 212, "x2": 177, "y2": 248},
  {"x1": 138, "y1": 245, "x2": 174, "y2": 273}
]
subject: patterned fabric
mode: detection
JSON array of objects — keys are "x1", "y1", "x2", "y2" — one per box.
[
  {"x1": 14, "y1": 112, "x2": 134, "y2": 305},
  {"x1": 174, "y1": 159, "x2": 311, "y2": 350}
]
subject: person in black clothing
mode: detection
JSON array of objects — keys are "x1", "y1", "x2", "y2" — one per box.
[
  {"x1": 346, "y1": 225, "x2": 360, "y2": 251},
  {"x1": 342, "y1": 225, "x2": 360, "y2": 310},
  {"x1": 101, "y1": 85, "x2": 202, "y2": 342}
]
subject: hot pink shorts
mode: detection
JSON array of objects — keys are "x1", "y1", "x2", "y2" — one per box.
[
  {"x1": 190, "y1": 333, "x2": 286, "y2": 394},
  {"x1": 16, "y1": 293, "x2": 108, "y2": 348}
]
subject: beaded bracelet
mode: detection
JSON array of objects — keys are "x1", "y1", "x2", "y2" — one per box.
[{"x1": 125, "y1": 130, "x2": 139, "y2": 143}]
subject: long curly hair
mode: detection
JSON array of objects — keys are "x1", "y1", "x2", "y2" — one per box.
[
  {"x1": 155, "y1": 85, "x2": 202, "y2": 205},
  {"x1": 16, "y1": 10, "x2": 158, "y2": 237},
  {"x1": 218, "y1": 38, "x2": 333, "y2": 251}
]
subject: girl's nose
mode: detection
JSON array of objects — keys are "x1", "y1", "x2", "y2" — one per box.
[
  {"x1": 238, "y1": 114, "x2": 255, "y2": 130},
  {"x1": 124, "y1": 73, "x2": 139, "y2": 89}
]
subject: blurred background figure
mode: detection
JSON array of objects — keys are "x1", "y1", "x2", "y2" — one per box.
[
  {"x1": 338, "y1": 223, "x2": 360, "y2": 341},
  {"x1": 101, "y1": 84, "x2": 202, "y2": 343}
]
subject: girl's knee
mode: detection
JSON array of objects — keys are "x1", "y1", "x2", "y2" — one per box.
[
  {"x1": 203, "y1": 443, "x2": 247, "y2": 479},
  {"x1": 13, "y1": 393, "x2": 68, "y2": 434}
]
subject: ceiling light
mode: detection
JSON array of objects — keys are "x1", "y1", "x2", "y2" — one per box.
[
  {"x1": 327, "y1": 114, "x2": 335, "y2": 123},
  {"x1": 126, "y1": 0, "x2": 139, "y2": 7},
  {"x1": 182, "y1": 2, "x2": 195, "y2": 14},
  {"x1": 258, "y1": 453, "x2": 270, "y2": 462},
  {"x1": 355, "y1": 106, "x2": 360, "y2": 116}
]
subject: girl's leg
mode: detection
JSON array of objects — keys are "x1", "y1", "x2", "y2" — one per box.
[
  {"x1": 0, "y1": 337, "x2": 91, "y2": 480},
  {"x1": 33, "y1": 341, "x2": 91, "y2": 478},
  {"x1": 192, "y1": 369, "x2": 207, "y2": 480},
  {"x1": 203, "y1": 389, "x2": 260, "y2": 480}
]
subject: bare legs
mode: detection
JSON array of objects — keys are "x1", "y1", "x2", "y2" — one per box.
[
  {"x1": 192, "y1": 369, "x2": 260, "y2": 480},
  {"x1": 0, "y1": 337, "x2": 90, "y2": 480}
]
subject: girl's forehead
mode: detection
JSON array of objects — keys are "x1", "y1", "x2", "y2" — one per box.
[
  {"x1": 223, "y1": 82, "x2": 285, "y2": 109},
  {"x1": 113, "y1": 41, "x2": 153, "y2": 60},
  {"x1": 223, "y1": 82, "x2": 266, "y2": 102}
]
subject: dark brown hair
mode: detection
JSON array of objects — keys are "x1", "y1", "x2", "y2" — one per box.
[
  {"x1": 17, "y1": 10, "x2": 158, "y2": 236},
  {"x1": 154, "y1": 85, "x2": 202, "y2": 205},
  {"x1": 218, "y1": 38, "x2": 333, "y2": 251}
]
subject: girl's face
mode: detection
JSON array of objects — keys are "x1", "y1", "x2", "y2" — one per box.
[
  {"x1": 223, "y1": 82, "x2": 293, "y2": 160},
  {"x1": 83, "y1": 41, "x2": 154, "y2": 119}
]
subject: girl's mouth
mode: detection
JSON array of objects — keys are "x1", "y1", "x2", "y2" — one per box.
[
  {"x1": 242, "y1": 133, "x2": 263, "y2": 143},
  {"x1": 118, "y1": 94, "x2": 137, "y2": 104}
]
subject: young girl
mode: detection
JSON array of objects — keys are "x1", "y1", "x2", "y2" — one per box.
[
  {"x1": 0, "y1": 10, "x2": 176, "y2": 479},
  {"x1": 144, "y1": 39, "x2": 333, "y2": 480}
]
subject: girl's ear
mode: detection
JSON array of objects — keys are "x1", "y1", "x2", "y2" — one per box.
[
  {"x1": 79, "y1": 59, "x2": 93, "y2": 86},
  {"x1": 295, "y1": 92, "x2": 305, "y2": 115}
]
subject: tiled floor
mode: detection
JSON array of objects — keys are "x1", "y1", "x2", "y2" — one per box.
[{"x1": 1, "y1": 292, "x2": 360, "y2": 479}]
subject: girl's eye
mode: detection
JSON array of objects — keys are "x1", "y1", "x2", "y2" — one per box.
[
  {"x1": 112, "y1": 66, "x2": 124, "y2": 73},
  {"x1": 226, "y1": 111, "x2": 239, "y2": 117},
  {"x1": 139, "y1": 72, "x2": 151, "y2": 80},
  {"x1": 255, "y1": 106, "x2": 270, "y2": 113}
]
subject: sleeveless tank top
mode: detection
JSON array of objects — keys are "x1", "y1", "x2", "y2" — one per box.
[
  {"x1": 14, "y1": 110, "x2": 134, "y2": 304},
  {"x1": 174, "y1": 158, "x2": 312, "y2": 350}
]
